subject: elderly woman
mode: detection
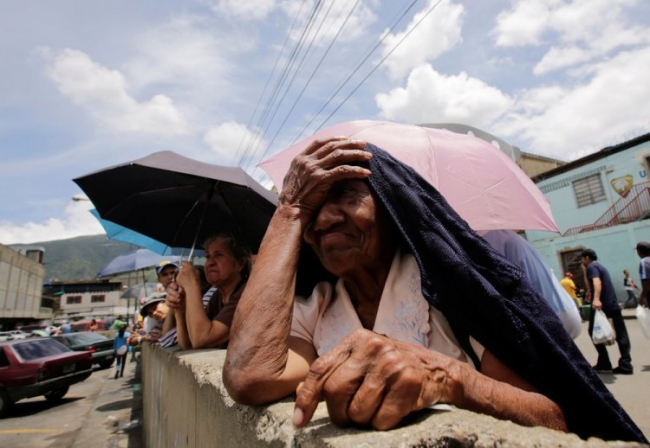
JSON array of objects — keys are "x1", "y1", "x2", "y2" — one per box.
[
  {"x1": 167, "y1": 233, "x2": 251, "y2": 349},
  {"x1": 223, "y1": 138, "x2": 645, "y2": 442}
]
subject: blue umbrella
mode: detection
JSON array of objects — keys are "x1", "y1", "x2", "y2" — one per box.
[
  {"x1": 97, "y1": 248, "x2": 181, "y2": 278},
  {"x1": 90, "y1": 209, "x2": 179, "y2": 256}
]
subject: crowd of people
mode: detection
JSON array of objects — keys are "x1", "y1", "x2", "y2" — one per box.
[{"x1": 119, "y1": 138, "x2": 647, "y2": 443}]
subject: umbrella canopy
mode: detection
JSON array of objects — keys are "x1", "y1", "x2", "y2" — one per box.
[
  {"x1": 74, "y1": 151, "x2": 278, "y2": 253},
  {"x1": 90, "y1": 209, "x2": 180, "y2": 256},
  {"x1": 120, "y1": 282, "x2": 160, "y2": 300},
  {"x1": 97, "y1": 249, "x2": 180, "y2": 278},
  {"x1": 259, "y1": 120, "x2": 558, "y2": 232}
]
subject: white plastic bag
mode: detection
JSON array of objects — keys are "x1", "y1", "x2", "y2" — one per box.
[
  {"x1": 636, "y1": 306, "x2": 650, "y2": 340},
  {"x1": 592, "y1": 310, "x2": 615, "y2": 345}
]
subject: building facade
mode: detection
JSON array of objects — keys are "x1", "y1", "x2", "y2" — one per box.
[
  {"x1": 527, "y1": 133, "x2": 650, "y2": 298},
  {"x1": 43, "y1": 280, "x2": 126, "y2": 320},
  {"x1": 0, "y1": 244, "x2": 52, "y2": 329}
]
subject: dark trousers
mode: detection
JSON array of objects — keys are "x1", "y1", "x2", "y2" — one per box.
[
  {"x1": 623, "y1": 290, "x2": 638, "y2": 308},
  {"x1": 588, "y1": 307, "x2": 632, "y2": 370}
]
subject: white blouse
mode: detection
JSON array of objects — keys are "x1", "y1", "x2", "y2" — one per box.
[{"x1": 291, "y1": 250, "x2": 484, "y2": 368}]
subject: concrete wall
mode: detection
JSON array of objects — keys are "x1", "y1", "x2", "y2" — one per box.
[
  {"x1": 0, "y1": 243, "x2": 49, "y2": 320},
  {"x1": 141, "y1": 345, "x2": 641, "y2": 447}
]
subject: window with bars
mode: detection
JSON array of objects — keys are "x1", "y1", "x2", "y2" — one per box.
[
  {"x1": 66, "y1": 295, "x2": 82, "y2": 304},
  {"x1": 572, "y1": 174, "x2": 606, "y2": 207},
  {"x1": 91, "y1": 295, "x2": 105, "y2": 303}
]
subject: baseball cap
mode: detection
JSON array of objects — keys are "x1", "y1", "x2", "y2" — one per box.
[
  {"x1": 635, "y1": 241, "x2": 650, "y2": 251},
  {"x1": 580, "y1": 248, "x2": 597, "y2": 259},
  {"x1": 155, "y1": 260, "x2": 179, "y2": 275},
  {"x1": 140, "y1": 292, "x2": 166, "y2": 317}
]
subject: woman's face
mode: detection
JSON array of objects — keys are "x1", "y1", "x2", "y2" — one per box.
[
  {"x1": 303, "y1": 179, "x2": 393, "y2": 278},
  {"x1": 204, "y1": 238, "x2": 244, "y2": 287}
]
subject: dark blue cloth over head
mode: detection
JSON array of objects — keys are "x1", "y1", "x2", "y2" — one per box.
[{"x1": 360, "y1": 142, "x2": 644, "y2": 442}]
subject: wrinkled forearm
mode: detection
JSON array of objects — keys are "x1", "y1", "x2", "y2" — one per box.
[
  {"x1": 184, "y1": 281, "x2": 217, "y2": 348},
  {"x1": 450, "y1": 362, "x2": 567, "y2": 431},
  {"x1": 174, "y1": 308, "x2": 192, "y2": 350},
  {"x1": 224, "y1": 204, "x2": 305, "y2": 402}
]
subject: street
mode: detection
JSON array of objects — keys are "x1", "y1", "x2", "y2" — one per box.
[
  {"x1": 573, "y1": 314, "x2": 650, "y2": 440},
  {"x1": 0, "y1": 318, "x2": 648, "y2": 447},
  {"x1": 0, "y1": 360, "x2": 140, "y2": 448}
]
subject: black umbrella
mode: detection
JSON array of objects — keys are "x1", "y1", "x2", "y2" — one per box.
[{"x1": 73, "y1": 151, "x2": 277, "y2": 254}]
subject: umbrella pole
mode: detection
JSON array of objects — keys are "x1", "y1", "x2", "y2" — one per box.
[{"x1": 186, "y1": 189, "x2": 213, "y2": 261}]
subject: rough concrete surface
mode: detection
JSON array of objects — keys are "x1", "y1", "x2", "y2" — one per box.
[{"x1": 141, "y1": 345, "x2": 647, "y2": 448}]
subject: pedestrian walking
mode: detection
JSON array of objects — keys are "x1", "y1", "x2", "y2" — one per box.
[
  {"x1": 622, "y1": 269, "x2": 639, "y2": 309},
  {"x1": 581, "y1": 249, "x2": 633, "y2": 375},
  {"x1": 113, "y1": 325, "x2": 130, "y2": 379},
  {"x1": 635, "y1": 241, "x2": 650, "y2": 308}
]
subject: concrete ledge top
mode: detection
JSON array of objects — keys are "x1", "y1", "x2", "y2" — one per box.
[{"x1": 147, "y1": 347, "x2": 647, "y2": 448}]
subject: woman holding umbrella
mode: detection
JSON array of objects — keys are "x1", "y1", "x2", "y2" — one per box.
[{"x1": 166, "y1": 233, "x2": 251, "y2": 350}]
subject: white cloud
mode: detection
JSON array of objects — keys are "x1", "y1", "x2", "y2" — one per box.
[
  {"x1": 203, "y1": 121, "x2": 266, "y2": 163},
  {"x1": 282, "y1": 0, "x2": 377, "y2": 45},
  {"x1": 493, "y1": 0, "x2": 557, "y2": 47},
  {"x1": 495, "y1": 0, "x2": 648, "y2": 74},
  {"x1": 376, "y1": 64, "x2": 513, "y2": 128},
  {"x1": 124, "y1": 16, "x2": 234, "y2": 90},
  {"x1": 493, "y1": 46, "x2": 650, "y2": 159},
  {"x1": 380, "y1": 0, "x2": 464, "y2": 79},
  {"x1": 43, "y1": 48, "x2": 189, "y2": 135},
  {"x1": 0, "y1": 200, "x2": 103, "y2": 244},
  {"x1": 209, "y1": 0, "x2": 276, "y2": 20}
]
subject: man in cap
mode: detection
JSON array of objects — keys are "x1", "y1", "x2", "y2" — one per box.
[
  {"x1": 581, "y1": 248, "x2": 633, "y2": 374},
  {"x1": 635, "y1": 241, "x2": 650, "y2": 309}
]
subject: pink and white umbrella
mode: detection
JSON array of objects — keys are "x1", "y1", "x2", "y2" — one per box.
[{"x1": 259, "y1": 120, "x2": 558, "y2": 232}]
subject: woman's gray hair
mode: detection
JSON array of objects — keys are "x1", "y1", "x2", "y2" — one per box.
[{"x1": 202, "y1": 233, "x2": 252, "y2": 278}]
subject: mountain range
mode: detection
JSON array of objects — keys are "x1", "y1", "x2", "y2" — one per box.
[{"x1": 10, "y1": 234, "x2": 149, "y2": 282}]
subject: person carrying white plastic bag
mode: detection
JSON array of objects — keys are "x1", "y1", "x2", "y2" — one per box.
[
  {"x1": 592, "y1": 309, "x2": 615, "y2": 345},
  {"x1": 581, "y1": 249, "x2": 633, "y2": 374}
]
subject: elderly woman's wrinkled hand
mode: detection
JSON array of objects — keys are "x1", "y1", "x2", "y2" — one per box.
[
  {"x1": 173, "y1": 261, "x2": 199, "y2": 289},
  {"x1": 279, "y1": 137, "x2": 371, "y2": 225},
  {"x1": 292, "y1": 329, "x2": 457, "y2": 431},
  {"x1": 166, "y1": 280, "x2": 185, "y2": 310}
]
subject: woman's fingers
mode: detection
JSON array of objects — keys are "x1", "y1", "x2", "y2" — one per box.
[{"x1": 294, "y1": 330, "x2": 453, "y2": 431}]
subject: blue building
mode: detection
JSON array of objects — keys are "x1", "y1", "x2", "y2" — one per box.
[{"x1": 527, "y1": 133, "x2": 650, "y2": 300}]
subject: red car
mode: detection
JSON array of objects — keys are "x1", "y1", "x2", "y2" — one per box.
[{"x1": 0, "y1": 338, "x2": 93, "y2": 416}]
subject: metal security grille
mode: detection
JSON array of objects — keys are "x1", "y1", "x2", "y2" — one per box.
[{"x1": 573, "y1": 174, "x2": 606, "y2": 207}]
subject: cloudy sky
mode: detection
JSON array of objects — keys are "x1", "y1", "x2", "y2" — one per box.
[{"x1": 1, "y1": 0, "x2": 649, "y2": 244}]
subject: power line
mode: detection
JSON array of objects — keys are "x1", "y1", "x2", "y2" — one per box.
[
  {"x1": 239, "y1": 0, "x2": 324, "y2": 165},
  {"x1": 243, "y1": 0, "x2": 362, "y2": 171},
  {"x1": 240, "y1": 0, "x2": 338, "y2": 171},
  {"x1": 234, "y1": 0, "x2": 307, "y2": 163},
  {"x1": 286, "y1": 0, "x2": 422, "y2": 149},
  {"x1": 315, "y1": 0, "x2": 444, "y2": 132}
]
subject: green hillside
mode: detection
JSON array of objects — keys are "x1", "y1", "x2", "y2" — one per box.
[{"x1": 11, "y1": 235, "x2": 153, "y2": 282}]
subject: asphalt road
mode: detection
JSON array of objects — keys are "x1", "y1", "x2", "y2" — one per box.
[
  {"x1": 573, "y1": 312, "x2": 650, "y2": 440},
  {"x1": 0, "y1": 359, "x2": 141, "y2": 448}
]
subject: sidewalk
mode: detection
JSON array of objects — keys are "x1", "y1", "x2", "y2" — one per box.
[{"x1": 77, "y1": 359, "x2": 142, "y2": 448}]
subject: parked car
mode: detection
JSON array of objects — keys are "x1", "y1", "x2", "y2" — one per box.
[
  {"x1": 0, "y1": 332, "x2": 12, "y2": 342},
  {"x1": 0, "y1": 338, "x2": 93, "y2": 416},
  {"x1": 17, "y1": 324, "x2": 44, "y2": 334},
  {"x1": 8, "y1": 331, "x2": 29, "y2": 340},
  {"x1": 70, "y1": 321, "x2": 107, "y2": 333},
  {"x1": 51, "y1": 332, "x2": 115, "y2": 369}
]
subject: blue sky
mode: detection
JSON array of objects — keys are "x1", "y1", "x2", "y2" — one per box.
[{"x1": 1, "y1": 0, "x2": 649, "y2": 244}]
